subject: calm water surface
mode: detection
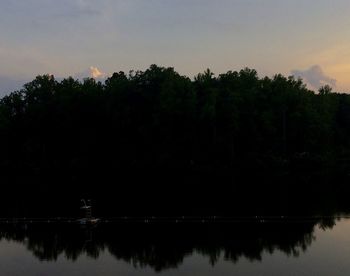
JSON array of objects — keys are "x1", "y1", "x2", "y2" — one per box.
[{"x1": 1, "y1": 217, "x2": 350, "y2": 275}]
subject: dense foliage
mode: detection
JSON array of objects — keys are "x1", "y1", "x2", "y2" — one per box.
[
  {"x1": 1, "y1": 65, "x2": 350, "y2": 216},
  {"x1": 0, "y1": 219, "x2": 332, "y2": 271}
]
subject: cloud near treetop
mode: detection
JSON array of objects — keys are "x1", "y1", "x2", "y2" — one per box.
[
  {"x1": 74, "y1": 66, "x2": 109, "y2": 80},
  {"x1": 291, "y1": 65, "x2": 336, "y2": 91}
]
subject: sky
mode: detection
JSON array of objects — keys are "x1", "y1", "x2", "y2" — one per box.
[{"x1": 1, "y1": 0, "x2": 350, "y2": 94}]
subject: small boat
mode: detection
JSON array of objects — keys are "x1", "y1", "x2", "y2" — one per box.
[{"x1": 77, "y1": 199, "x2": 100, "y2": 226}]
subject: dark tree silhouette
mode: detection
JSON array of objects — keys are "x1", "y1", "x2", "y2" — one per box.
[
  {"x1": 0, "y1": 65, "x2": 349, "y2": 217},
  {"x1": 0, "y1": 218, "x2": 335, "y2": 272}
]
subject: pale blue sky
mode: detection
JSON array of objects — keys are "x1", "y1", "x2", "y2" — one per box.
[{"x1": 1, "y1": 0, "x2": 350, "y2": 93}]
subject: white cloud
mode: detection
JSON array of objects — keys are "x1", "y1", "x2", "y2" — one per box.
[
  {"x1": 74, "y1": 66, "x2": 109, "y2": 80},
  {"x1": 0, "y1": 66, "x2": 109, "y2": 97},
  {"x1": 291, "y1": 65, "x2": 336, "y2": 91}
]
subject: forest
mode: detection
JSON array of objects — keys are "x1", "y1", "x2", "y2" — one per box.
[
  {"x1": 0, "y1": 65, "x2": 350, "y2": 217},
  {"x1": 0, "y1": 218, "x2": 334, "y2": 271}
]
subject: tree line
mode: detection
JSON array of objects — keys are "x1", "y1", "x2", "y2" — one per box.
[
  {"x1": 0, "y1": 65, "x2": 349, "y2": 216},
  {"x1": 0, "y1": 219, "x2": 333, "y2": 271}
]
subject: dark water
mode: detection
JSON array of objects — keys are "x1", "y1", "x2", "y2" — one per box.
[{"x1": 1, "y1": 217, "x2": 350, "y2": 275}]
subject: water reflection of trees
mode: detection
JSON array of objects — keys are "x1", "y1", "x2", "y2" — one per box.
[{"x1": 0, "y1": 218, "x2": 337, "y2": 272}]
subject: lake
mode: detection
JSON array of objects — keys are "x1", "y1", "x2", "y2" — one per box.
[{"x1": 0, "y1": 216, "x2": 350, "y2": 275}]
